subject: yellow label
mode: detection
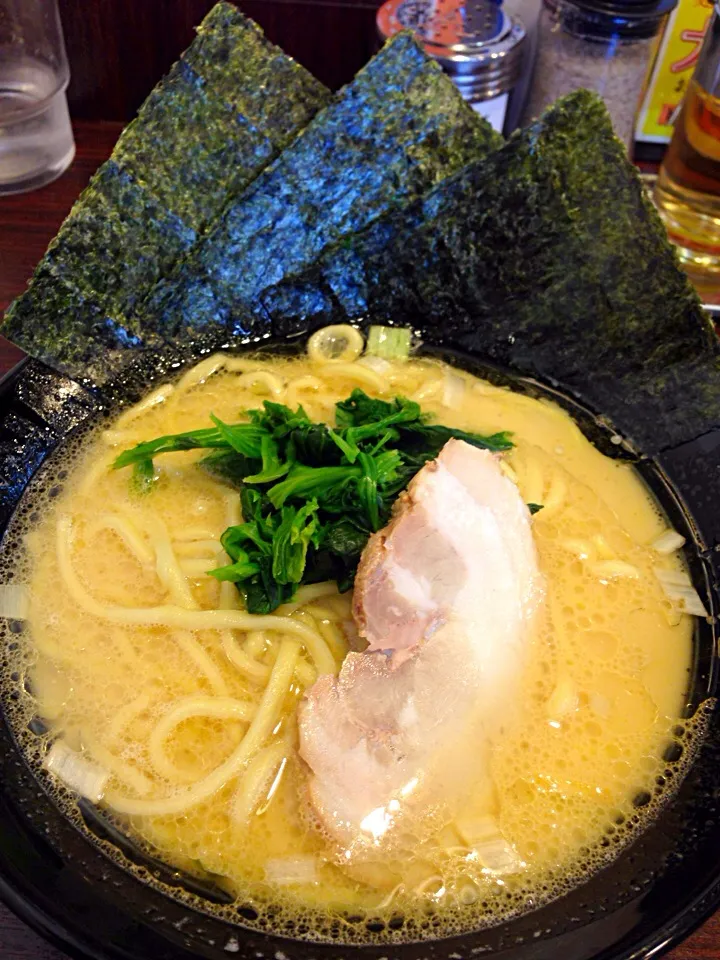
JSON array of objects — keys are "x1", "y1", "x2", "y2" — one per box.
[{"x1": 635, "y1": 0, "x2": 713, "y2": 143}]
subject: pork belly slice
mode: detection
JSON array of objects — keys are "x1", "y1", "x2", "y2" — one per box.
[{"x1": 299, "y1": 439, "x2": 543, "y2": 857}]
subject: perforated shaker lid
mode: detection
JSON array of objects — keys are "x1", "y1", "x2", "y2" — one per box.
[{"x1": 376, "y1": 0, "x2": 527, "y2": 96}]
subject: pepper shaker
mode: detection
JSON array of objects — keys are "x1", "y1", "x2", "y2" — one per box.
[
  {"x1": 377, "y1": 0, "x2": 535, "y2": 135},
  {"x1": 523, "y1": 0, "x2": 678, "y2": 147}
]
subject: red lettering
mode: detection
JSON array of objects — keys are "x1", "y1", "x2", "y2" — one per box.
[{"x1": 671, "y1": 18, "x2": 710, "y2": 73}]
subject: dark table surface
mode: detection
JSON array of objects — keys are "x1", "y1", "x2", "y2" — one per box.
[{"x1": 1, "y1": 121, "x2": 720, "y2": 960}]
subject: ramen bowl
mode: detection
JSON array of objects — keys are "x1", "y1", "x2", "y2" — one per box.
[{"x1": 0, "y1": 327, "x2": 718, "y2": 960}]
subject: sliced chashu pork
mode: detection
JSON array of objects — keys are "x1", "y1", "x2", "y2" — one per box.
[{"x1": 298, "y1": 439, "x2": 543, "y2": 857}]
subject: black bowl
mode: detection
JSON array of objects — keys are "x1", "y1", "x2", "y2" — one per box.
[{"x1": 1, "y1": 333, "x2": 720, "y2": 960}]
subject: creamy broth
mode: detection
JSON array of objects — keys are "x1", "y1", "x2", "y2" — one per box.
[{"x1": 6, "y1": 346, "x2": 702, "y2": 942}]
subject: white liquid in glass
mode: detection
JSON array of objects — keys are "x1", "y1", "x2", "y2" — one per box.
[{"x1": 0, "y1": 55, "x2": 74, "y2": 194}]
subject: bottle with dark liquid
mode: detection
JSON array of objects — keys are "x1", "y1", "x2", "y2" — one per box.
[{"x1": 655, "y1": 1, "x2": 720, "y2": 278}]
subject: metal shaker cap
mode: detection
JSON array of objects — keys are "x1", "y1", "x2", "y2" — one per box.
[{"x1": 377, "y1": 0, "x2": 527, "y2": 100}]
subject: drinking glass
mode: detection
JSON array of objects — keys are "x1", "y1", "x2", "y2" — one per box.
[
  {"x1": 654, "y1": 0, "x2": 720, "y2": 279},
  {"x1": 0, "y1": 0, "x2": 75, "y2": 195}
]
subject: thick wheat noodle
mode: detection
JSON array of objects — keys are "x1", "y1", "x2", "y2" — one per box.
[
  {"x1": 104, "y1": 638, "x2": 300, "y2": 816},
  {"x1": 560, "y1": 538, "x2": 592, "y2": 559},
  {"x1": 171, "y1": 527, "x2": 218, "y2": 542},
  {"x1": 175, "y1": 355, "x2": 230, "y2": 392},
  {"x1": 175, "y1": 632, "x2": 228, "y2": 697},
  {"x1": 148, "y1": 695, "x2": 256, "y2": 782},
  {"x1": 233, "y1": 371, "x2": 285, "y2": 396},
  {"x1": 142, "y1": 514, "x2": 199, "y2": 609},
  {"x1": 322, "y1": 362, "x2": 387, "y2": 392},
  {"x1": 110, "y1": 383, "x2": 175, "y2": 432},
  {"x1": 174, "y1": 539, "x2": 221, "y2": 557},
  {"x1": 284, "y1": 374, "x2": 324, "y2": 411},
  {"x1": 521, "y1": 456, "x2": 544, "y2": 509},
  {"x1": 230, "y1": 737, "x2": 290, "y2": 826},
  {"x1": 414, "y1": 875, "x2": 445, "y2": 896},
  {"x1": 221, "y1": 632, "x2": 270, "y2": 682},
  {"x1": 411, "y1": 379, "x2": 443, "y2": 404},
  {"x1": 78, "y1": 451, "x2": 116, "y2": 497},
  {"x1": 590, "y1": 560, "x2": 641, "y2": 580},
  {"x1": 499, "y1": 460, "x2": 519, "y2": 485},
  {"x1": 244, "y1": 630, "x2": 267, "y2": 658},
  {"x1": 275, "y1": 582, "x2": 339, "y2": 616},
  {"x1": 317, "y1": 619, "x2": 349, "y2": 662},
  {"x1": 224, "y1": 492, "x2": 242, "y2": 528},
  {"x1": 303, "y1": 603, "x2": 342, "y2": 623},
  {"x1": 105, "y1": 689, "x2": 159, "y2": 747},
  {"x1": 215, "y1": 496, "x2": 242, "y2": 611},
  {"x1": 173, "y1": 355, "x2": 284, "y2": 402},
  {"x1": 374, "y1": 883, "x2": 405, "y2": 912},
  {"x1": 286, "y1": 374, "x2": 323, "y2": 393},
  {"x1": 173, "y1": 353, "x2": 268, "y2": 390},
  {"x1": 58, "y1": 516, "x2": 337, "y2": 674},
  {"x1": 85, "y1": 514, "x2": 154, "y2": 567},
  {"x1": 221, "y1": 632, "x2": 316, "y2": 688},
  {"x1": 218, "y1": 580, "x2": 239, "y2": 611},
  {"x1": 179, "y1": 559, "x2": 217, "y2": 578},
  {"x1": 540, "y1": 471, "x2": 567, "y2": 517},
  {"x1": 83, "y1": 734, "x2": 154, "y2": 796},
  {"x1": 294, "y1": 659, "x2": 317, "y2": 688},
  {"x1": 307, "y1": 325, "x2": 364, "y2": 364}
]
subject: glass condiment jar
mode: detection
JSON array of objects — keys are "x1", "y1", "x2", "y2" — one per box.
[
  {"x1": 523, "y1": 0, "x2": 678, "y2": 147},
  {"x1": 377, "y1": 0, "x2": 534, "y2": 135}
]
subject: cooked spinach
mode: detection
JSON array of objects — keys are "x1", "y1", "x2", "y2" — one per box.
[{"x1": 113, "y1": 389, "x2": 514, "y2": 613}]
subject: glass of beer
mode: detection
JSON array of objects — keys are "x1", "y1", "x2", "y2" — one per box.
[{"x1": 654, "y1": 0, "x2": 720, "y2": 280}]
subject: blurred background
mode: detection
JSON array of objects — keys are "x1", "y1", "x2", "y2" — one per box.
[{"x1": 59, "y1": 0, "x2": 380, "y2": 119}]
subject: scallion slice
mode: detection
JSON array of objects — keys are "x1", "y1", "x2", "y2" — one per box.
[{"x1": 366, "y1": 326, "x2": 411, "y2": 361}]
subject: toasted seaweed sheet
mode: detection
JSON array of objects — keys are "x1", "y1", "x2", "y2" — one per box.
[
  {"x1": 183, "y1": 1, "x2": 329, "y2": 151},
  {"x1": 136, "y1": 32, "x2": 501, "y2": 342},
  {"x1": 2, "y1": 267, "x2": 145, "y2": 388},
  {"x1": 112, "y1": 61, "x2": 275, "y2": 233},
  {"x1": 261, "y1": 91, "x2": 720, "y2": 455},
  {"x1": 1, "y1": 2, "x2": 330, "y2": 386},
  {"x1": 35, "y1": 162, "x2": 195, "y2": 318}
]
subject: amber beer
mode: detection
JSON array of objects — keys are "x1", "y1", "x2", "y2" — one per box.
[{"x1": 654, "y1": 1, "x2": 720, "y2": 276}]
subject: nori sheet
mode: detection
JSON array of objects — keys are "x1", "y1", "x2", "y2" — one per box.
[
  {"x1": 260, "y1": 90, "x2": 720, "y2": 456},
  {"x1": 37, "y1": 161, "x2": 196, "y2": 319},
  {"x1": 112, "y1": 60, "x2": 276, "y2": 234},
  {"x1": 135, "y1": 32, "x2": 501, "y2": 342},
  {"x1": 1, "y1": 2, "x2": 330, "y2": 386},
  {"x1": 112, "y1": 3, "x2": 330, "y2": 233},
  {"x1": 182, "y1": 1, "x2": 329, "y2": 152},
  {"x1": 1, "y1": 266, "x2": 146, "y2": 388}
]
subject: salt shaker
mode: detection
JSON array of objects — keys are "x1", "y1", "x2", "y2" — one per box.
[
  {"x1": 523, "y1": 0, "x2": 678, "y2": 147},
  {"x1": 377, "y1": 0, "x2": 535, "y2": 135}
]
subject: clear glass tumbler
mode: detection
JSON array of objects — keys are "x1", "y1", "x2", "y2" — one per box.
[{"x1": 0, "y1": 0, "x2": 75, "y2": 195}]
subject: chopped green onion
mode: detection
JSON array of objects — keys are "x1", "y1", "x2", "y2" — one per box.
[
  {"x1": 654, "y1": 567, "x2": 708, "y2": 617},
  {"x1": 366, "y1": 326, "x2": 411, "y2": 361},
  {"x1": 0, "y1": 584, "x2": 28, "y2": 620}
]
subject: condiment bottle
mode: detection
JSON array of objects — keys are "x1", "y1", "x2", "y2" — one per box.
[
  {"x1": 654, "y1": 0, "x2": 720, "y2": 281},
  {"x1": 633, "y1": 0, "x2": 713, "y2": 163},
  {"x1": 376, "y1": 0, "x2": 534, "y2": 135},
  {"x1": 522, "y1": 0, "x2": 678, "y2": 148}
]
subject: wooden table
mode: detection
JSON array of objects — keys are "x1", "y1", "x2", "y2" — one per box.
[{"x1": 1, "y1": 121, "x2": 720, "y2": 960}]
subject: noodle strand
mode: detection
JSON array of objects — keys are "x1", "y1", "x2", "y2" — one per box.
[{"x1": 105, "y1": 638, "x2": 300, "y2": 815}]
